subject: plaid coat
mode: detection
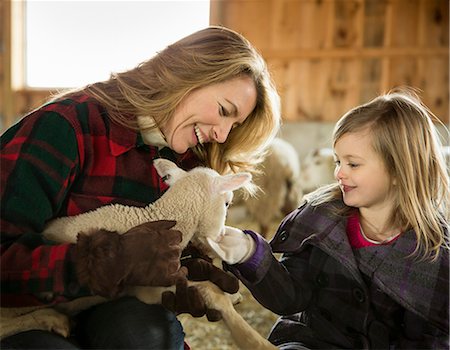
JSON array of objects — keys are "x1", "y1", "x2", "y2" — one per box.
[
  {"x1": 1, "y1": 94, "x2": 200, "y2": 307},
  {"x1": 232, "y1": 200, "x2": 449, "y2": 349}
]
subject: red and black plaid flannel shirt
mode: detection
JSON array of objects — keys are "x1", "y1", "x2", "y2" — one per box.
[{"x1": 1, "y1": 94, "x2": 200, "y2": 307}]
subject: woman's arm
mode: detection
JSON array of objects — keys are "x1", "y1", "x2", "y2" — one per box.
[{"x1": 1, "y1": 104, "x2": 85, "y2": 306}]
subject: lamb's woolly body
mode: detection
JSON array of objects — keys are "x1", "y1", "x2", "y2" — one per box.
[
  {"x1": 2, "y1": 160, "x2": 277, "y2": 349},
  {"x1": 44, "y1": 172, "x2": 212, "y2": 248}
]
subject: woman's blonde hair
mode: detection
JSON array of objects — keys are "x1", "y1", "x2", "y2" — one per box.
[
  {"x1": 307, "y1": 87, "x2": 449, "y2": 259},
  {"x1": 59, "y1": 26, "x2": 280, "y2": 175}
]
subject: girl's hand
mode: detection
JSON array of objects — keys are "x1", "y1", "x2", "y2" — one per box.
[{"x1": 207, "y1": 226, "x2": 256, "y2": 264}]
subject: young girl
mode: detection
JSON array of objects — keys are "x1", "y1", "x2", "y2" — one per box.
[{"x1": 211, "y1": 88, "x2": 449, "y2": 349}]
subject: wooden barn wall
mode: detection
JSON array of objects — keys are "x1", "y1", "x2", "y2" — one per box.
[
  {"x1": 1, "y1": 0, "x2": 449, "y2": 131},
  {"x1": 210, "y1": 0, "x2": 449, "y2": 123}
]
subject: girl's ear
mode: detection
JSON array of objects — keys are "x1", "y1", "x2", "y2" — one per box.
[{"x1": 153, "y1": 158, "x2": 187, "y2": 186}]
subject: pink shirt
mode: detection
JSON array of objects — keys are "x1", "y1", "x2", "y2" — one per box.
[{"x1": 346, "y1": 213, "x2": 401, "y2": 248}]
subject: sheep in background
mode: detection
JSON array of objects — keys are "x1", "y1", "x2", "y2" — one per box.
[
  {"x1": 442, "y1": 145, "x2": 450, "y2": 169},
  {"x1": 232, "y1": 137, "x2": 303, "y2": 238},
  {"x1": 1, "y1": 159, "x2": 251, "y2": 341},
  {"x1": 300, "y1": 147, "x2": 336, "y2": 193}
]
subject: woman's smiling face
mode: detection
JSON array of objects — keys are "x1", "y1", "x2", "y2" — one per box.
[{"x1": 161, "y1": 76, "x2": 257, "y2": 154}]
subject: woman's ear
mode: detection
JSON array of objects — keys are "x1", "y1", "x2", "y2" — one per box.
[{"x1": 392, "y1": 176, "x2": 397, "y2": 186}]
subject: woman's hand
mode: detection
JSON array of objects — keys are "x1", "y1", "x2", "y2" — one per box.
[
  {"x1": 161, "y1": 257, "x2": 239, "y2": 321},
  {"x1": 75, "y1": 220, "x2": 187, "y2": 298}
]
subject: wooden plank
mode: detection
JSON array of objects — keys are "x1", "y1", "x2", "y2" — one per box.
[
  {"x1": 361, "y1": 58, "x2": 383, "y2": 101},
  {"x1": 210, "y1": 0, "x2": 272, "y2": 51},
  {"x1": 420, "y1": 57, "x2": 449, "y2": 122},
  {"x1": 390, "y1": 0, "x2": 420, "y2": 47},
  {"x1": 1, "y1": 0, "x2": 14, "y2": 130},
  {"x1": 271, "y1": 0, "x2": 335, "y2": 50},
  {"x1": 381, "y1": 0, "x2": 393, "y2": 92},
  {"x1": 333, "y1": 0, "x2": 363, "y2": 48},
  {"x1": 363, "y1": 0, "x2": 387, "y2": 47},
  {"x1": 420, "y1": 0, "x2": 449, "y2": 47}
]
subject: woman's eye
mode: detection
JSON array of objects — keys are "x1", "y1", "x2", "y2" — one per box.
[
  {"x1": 219, "y1": 104, "x2": 229, "y2": 117},
  {"x1": 348, "y1": 163, "x2": 359, "y2": 168}
]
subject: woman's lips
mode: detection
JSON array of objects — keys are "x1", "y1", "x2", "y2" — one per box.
[{"x1": 194, "y1": 125, "x2": 205, "y2": 144}]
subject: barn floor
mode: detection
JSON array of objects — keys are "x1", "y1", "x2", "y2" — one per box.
[{"x1": 180, "y1": 216, "x2": 281, "y2": 350}]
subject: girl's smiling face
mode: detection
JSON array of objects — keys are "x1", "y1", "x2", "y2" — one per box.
[
  {"x1": 333, "y1": 129, "x2": 395, "y2": 212},
  {"x1": 161, "y1": 76, "x2": 257, "y2": 154}
]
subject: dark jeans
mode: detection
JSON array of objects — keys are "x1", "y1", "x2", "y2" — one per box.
[{"x1": 1, "y1": 297, "x2": 185, "y2": 350}]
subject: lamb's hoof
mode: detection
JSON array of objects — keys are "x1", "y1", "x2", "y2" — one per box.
[
  {"x1": 33, "y1": 309, "x2": 71, "y2": 338},
  {"x1": 229, "y1": 291, "x2": 243, "y2": 305}
]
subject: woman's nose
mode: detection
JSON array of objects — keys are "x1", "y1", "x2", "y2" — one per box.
[{"x1": 212, "y1": 121, "x2": 233, "y2": 143}]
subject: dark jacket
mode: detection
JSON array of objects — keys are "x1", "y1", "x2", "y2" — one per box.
[{"x1": 230, "y1": 200, "x2": 449, "y2": 349}]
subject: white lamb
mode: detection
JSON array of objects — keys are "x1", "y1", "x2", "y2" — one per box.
[
  {"x1": 1, "y1": 158, "x2": 277, "y2": 350},
  {"x1": 230, "y1": 137, "x2": 303, "y2": 238}
]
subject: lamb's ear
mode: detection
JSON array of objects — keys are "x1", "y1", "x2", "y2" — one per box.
[
  {"x1": 215, "y1": 172, "x2": 252, "y2": 193},
  {"x1": 153, "y1": 158, "x2": 187, "y2": 186}
]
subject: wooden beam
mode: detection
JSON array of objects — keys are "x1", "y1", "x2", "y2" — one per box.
[
  {"x1": 261, "y1": 47, "x2": 449, "y2": 60},
  {"x1": 1, "y1": 0, "x2": 14, "y2": 130}
]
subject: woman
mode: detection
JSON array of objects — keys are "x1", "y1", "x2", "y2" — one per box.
[{"x1": 1, "y1": 26, "x2": 281, "y2": 349}]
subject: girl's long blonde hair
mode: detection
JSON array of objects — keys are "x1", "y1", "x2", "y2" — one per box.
[
  {"x1": 56, "y1": 26, "x2": 281, "y2": 175},
  {"x1": 307, "y1": 87, "x2": 449, "y2": 260}
]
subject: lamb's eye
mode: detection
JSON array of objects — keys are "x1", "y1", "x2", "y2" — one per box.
[{"x1": 162, "y1": 174, "x2": 171, "y2": 182}]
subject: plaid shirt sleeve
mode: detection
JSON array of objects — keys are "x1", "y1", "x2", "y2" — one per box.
[{"x1": 1, "y1": 100, "x2": 88, "y2": 306}]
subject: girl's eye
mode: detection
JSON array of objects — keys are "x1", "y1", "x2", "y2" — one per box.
[
  {"x1": 348, "y1": 163, "x2": 359, "y2": 168},
  {"x1": 334, "y1": 160, "x2": 340, "y2": 166}
]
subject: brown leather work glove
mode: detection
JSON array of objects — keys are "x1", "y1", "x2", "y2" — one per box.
[
  {"x1": 76, "y1": 220, "x2": 187, "y2": 299},
  {"x1": 161, "y1": 257, "x2": 239, "y2": 321}
]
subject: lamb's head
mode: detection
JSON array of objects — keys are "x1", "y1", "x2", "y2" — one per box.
[{"x1": 153, "y1": 158, "x2": 252, "y2": 254}]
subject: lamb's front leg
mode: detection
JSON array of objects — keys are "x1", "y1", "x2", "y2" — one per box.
[
  {"x1": 125, "y1": 286, "x2": 175, "y2": 305},
  {"x1": 195, "y1": 281, "x2": 278, "y2": 350}
]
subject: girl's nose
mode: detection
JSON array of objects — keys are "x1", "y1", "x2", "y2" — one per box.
[{"x1": 335, "y1": 166, "x2": 345, "y2": 181}]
